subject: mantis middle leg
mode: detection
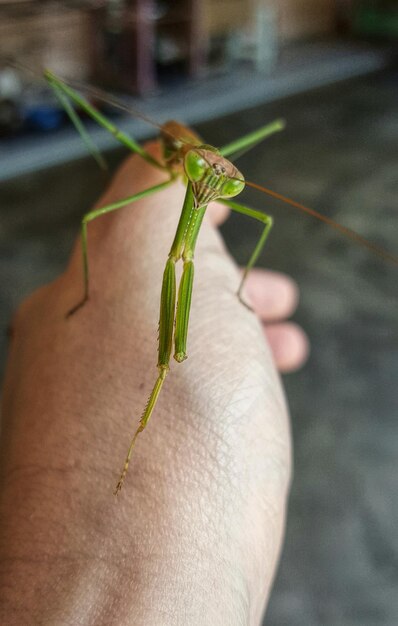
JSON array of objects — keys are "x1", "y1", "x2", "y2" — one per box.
[
  {"x1": 220, "y1": 119, "x2": 285, "y2": 161},
  {"x1": 68, "y1": 178, "x2": 174, "y2": 316},
  {"x1": 221, "y1": 199, "x2": 273, "y2": 306}
]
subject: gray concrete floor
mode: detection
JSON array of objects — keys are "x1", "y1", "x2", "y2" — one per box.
[{"x1": 1, "y1": 70, "x2": 398, "y2": 625}]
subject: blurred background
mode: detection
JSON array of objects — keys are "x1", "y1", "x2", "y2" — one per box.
[{"x1": 0, "y1": 1, "x2": 397, "y2": 624}]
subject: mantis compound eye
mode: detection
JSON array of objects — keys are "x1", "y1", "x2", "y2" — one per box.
[
  {"x1": 221, "y1": 178, "x2": 245, "y2": 198},
  {"x1": 184, "y1": 150, "x2": 207, "y2": 182}
]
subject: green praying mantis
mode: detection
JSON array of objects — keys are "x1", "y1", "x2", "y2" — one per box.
[{"x1": 43, "y1": 70, "x2": 398, "y2": 495}]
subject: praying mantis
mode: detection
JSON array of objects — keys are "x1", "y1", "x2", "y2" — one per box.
[{"x1": 42, "y1": 70, "x2": 398, "y2": 495}]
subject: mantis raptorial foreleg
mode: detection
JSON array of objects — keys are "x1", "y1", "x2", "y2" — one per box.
[
  {"x1": 174, "y1": 201, "x2": 206, "y2": 362},
  {"x1": 174, "y1": 259, "x2": 194, "y2": 362},
  {"x1": 221, "y1": 199, "x2": 273, "y2": 305},
  {"x1": 114, "y1": 255, "x2": 176, "y2": 495},
  {"x1": 114, "y1": 183, "x2": 206, "y2": 493},
  {"x1": 68, "y1": 178, "x2": 174, "y2": 316}
]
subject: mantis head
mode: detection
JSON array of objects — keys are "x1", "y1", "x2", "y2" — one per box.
[{"x1": 184, "y1": 148, "x2": 245, "y2": 208}]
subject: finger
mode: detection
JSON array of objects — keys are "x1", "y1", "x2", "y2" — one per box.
[
  {"x1": 265, "y1": 322, "x2": 310, "y2": 373},
  {"x1": 244, "y1": 268, "x2": 299, "y2": 321}
]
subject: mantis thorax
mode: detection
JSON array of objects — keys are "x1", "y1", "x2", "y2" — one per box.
[{"x1": 160, "y1": 120, "x2": 202, "y2": 169}]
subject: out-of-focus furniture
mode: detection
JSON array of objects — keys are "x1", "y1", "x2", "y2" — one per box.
[
  {"x1": 203, "y1": 1, "x2": 278, "y2": 73},
  {"x1": 204, "y1": 0, "x2": 337, "y2": 43},
  {"x1": 91, "y1": 0, "x2": 206, "y2": 95},
  {"x1": 0, "y1": 0, "x2": 206, "y2": 95},
  {"x1": 203, "y1": 0, "x2": 338, "y2": 73},
  {"x1": 0, "y1": 1, "x2": 92, "y2": 82},
  {"x1": 1, "y1": 0, "x2": 341, "y2": 97},
  {"x1": 277, "y1": 0, "x2": 337, "y2": 41}
]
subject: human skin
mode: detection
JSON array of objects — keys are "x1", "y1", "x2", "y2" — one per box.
[{"x1": 0, "y1": 145, "x2": 308, "y2": 625}]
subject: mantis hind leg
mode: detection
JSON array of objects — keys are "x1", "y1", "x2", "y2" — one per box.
[
  {"x1": 67, "y1": 178, "x2": 174, "y2": 317},
  {"x1": 44, "y1": 70, "x2": 164, "y2": 170},
  {"x1": 114, "y1": 252, "x2": 197, "y2": 493},
  {"x1": 49, "y1": 80, "x2": 108, "y2": 171},
  {"x1": 220, "y1": 199, "x2": 273, "y2": 308}
]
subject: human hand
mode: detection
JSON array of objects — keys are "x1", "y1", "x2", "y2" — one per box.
[{"x1": 0, "y1": 145, "x2": 308, "y2": 625}]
